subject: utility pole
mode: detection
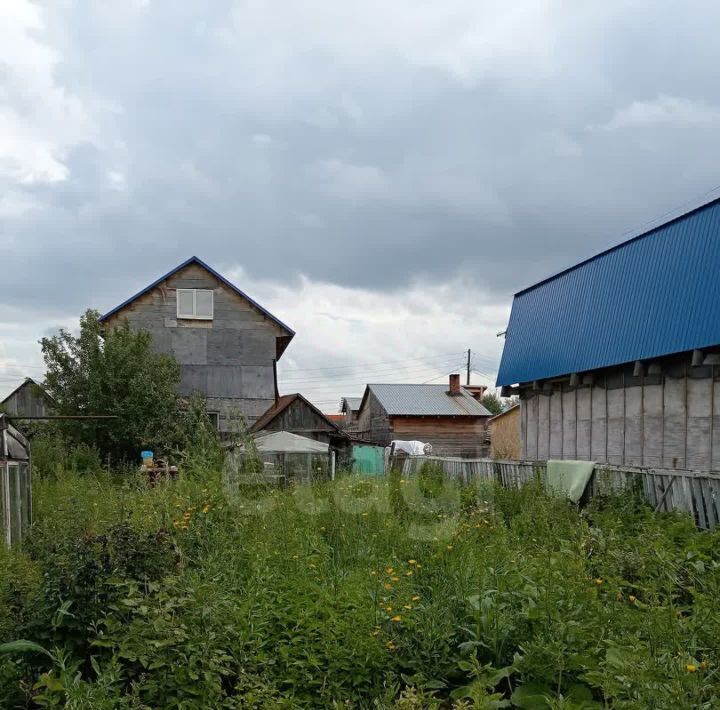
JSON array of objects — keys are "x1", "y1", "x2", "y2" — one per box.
[{"x1": 466, "y1": 348, "x2": 471, "y2": 386}]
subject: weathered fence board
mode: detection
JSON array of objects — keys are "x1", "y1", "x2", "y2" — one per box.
[{"x1": 398, "y1": 455, "x2": 720, "y2": 530}]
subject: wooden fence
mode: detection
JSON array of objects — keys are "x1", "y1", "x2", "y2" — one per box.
[{"x1": 396, "y1": 456, "x2": 720, "y2": 530}]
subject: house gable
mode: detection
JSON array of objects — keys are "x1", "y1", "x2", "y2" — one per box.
[{"x1": 100, "y1": 257, "x2": 294, "y2": 359}]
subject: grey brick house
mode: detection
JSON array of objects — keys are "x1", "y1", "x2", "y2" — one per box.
[{"x1": 99, "y1": 256, "x2": 294, "y2": 432}]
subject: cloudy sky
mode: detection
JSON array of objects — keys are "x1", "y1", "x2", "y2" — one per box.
[{"x1": 2, "y1": 0, "x2": 720, "y2": 409}]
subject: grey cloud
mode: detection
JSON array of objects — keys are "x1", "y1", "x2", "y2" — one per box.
[{"x1": 3, "y1": 1, "x2": 720, "y2": 315}]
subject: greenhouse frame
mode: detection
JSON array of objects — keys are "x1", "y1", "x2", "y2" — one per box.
[{"x1": 0, "y1": 414, "x2": 32, "y2": 546}]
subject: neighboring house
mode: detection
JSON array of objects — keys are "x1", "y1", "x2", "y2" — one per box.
[
  {"x1": 99, "y1": 256, "x2": 294, "y2": 432},
  {"x1": 489, "y1": 404, "x2": 521, "y2": 460},
  {"x1": 496, "y1": 196, "x2": 720, "y2": 470},
  {"x1": 251, "y1": 393, "x2": 352, "y2": 464},
  {"x1": 340, "y1": 397, "x2": 362, "y2": 430},
  {"x1": 1, "y1": 378, "x2": 53, "y2": 418},
  {"x1": 356, "y1": 375, "x2": 492, "y2": 457}
]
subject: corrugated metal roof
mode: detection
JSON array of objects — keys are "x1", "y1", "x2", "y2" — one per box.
[
  {"x1": 341, "y1": 397, "x2": 362, "y2": 412},
  {"x1": 366, "y1": 384, "x2": 491, "y2": 416},
  {"x1": 497, "y1": 197, "x2": 720, "y2": 386}
]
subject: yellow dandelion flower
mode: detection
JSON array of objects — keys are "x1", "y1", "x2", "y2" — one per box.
[
  {"x1": 370, "y1": 570, "x2": 377, "y2": 576},
  {"x1": 700, "y1": 661, "x2": 710, "y2": 670},
  {"x1": 386, "y1": 641, "x2": 396, "y2": 650},
  {"x1": 385, "y1": 606, "x2": 393, "y2": 612},
  {"x1": 447, "y1": 545, "x2": 454, "y2": 551},
  {"x1": 408, "y1": 559, "x2": 417, "y2": 565},
  {"x1": 405, "y1": 571, "x2": 413, "y2": 576},
  {"x1": 391, "y1": 615, "x2": 402, "y2": 622},
  {"x1": 686, "y1": 664, "x2": 697, "y2": 673},
  {"x1": 384, "y1": 583, "x2": 393, "y2": 591},
  {"x1": 594, "y1": 578, "x2": 604, "y2": 586},
  {"x1": 411, "y1": 595, "x2": 421, "y2": 601},
  {"x1": 202, "y1": 505, "x2": 210, "y2": 514},
  {"x1": 403, "y1": 604, "x2": 412, "y2": 610},
  {"x1": 391, "y1": 576, "x2": 400, "y2": 582},
  {"x1": 386, "y1": 567, "x2": 394, "y2": 574},
  {"x1": 416, "y1": 564, "x2": 422, "y2": 569},
  {"x1": 629, "y1": 595, "x2": 637, "y2": 603}
]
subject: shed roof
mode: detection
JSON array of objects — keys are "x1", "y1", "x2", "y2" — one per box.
[
  {"x1": 488, "y1": 403, "x2": 520, "y2": 422},
  {"x1": 0, "y1": 378, "x2": 52, "y2": 407},
  {"x1": 361, "y1": 384, "x2": 491, "y2": 417},
  {"x1": 250, "y1": 393, "x2": 343, "y2": 435},
  {"x1": 497, "y1": 196, "x2": 720, "y2": 386},
  {"x1": 341, "y1": 397, "x2": 362, "y2": 412}
]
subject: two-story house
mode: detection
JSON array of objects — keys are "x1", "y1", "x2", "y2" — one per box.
[{"x1": 99, "y1": 256, "x2": 294, "y2": 432}]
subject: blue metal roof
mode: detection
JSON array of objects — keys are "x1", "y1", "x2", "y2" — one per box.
[
  {"x1": 497, "y1": 197, "x2": 720, "y2": 386},
  {"x1": 98, "y1": 256, "x2": 295, "y2": 338}
]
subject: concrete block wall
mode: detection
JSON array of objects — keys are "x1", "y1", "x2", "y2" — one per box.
[{"x1": 520, "y1": 361, "x2": 720, "y2": 471}]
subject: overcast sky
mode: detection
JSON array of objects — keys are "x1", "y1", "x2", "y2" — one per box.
[{"x1": 2, "y1": 0, "x2": 720, "y2": 408}]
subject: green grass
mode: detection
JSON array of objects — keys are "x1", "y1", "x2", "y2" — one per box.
[{"x1": 1, "y1": 467, "x2": 720, "y2": 708}]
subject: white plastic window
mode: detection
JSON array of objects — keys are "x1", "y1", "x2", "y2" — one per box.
[{"x1": 176, "y1": 289, "x2": 214, "y2": 319}]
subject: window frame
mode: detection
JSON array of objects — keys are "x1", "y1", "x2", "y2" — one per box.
[
  {"x1": 176, "y1": 288, "x2": 214, "y2": 320},
  {"x1": 207, "y1": 412, "x2": 220, "y2": 430}
]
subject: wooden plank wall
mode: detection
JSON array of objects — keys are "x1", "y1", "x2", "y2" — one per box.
[
  {"x1": 104, "y1": 263, "x2": 282, "y2": 429},
  {"x1": 399, "y1": 456, "x2": 720, "y2": 530},
  {"x1": 521, "y1": 365, "x2": 720, "y2": 471}
]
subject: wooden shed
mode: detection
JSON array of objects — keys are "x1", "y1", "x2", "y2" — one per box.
[
  {"x1": 1, "y1": 378, "x2": 53, "y2": 418},
  {"x1": 489, "y1": 404, "x2": 521, "y2": 460},
  {"x1": 251, "y1": 393, "x2": 352, "y2": 466}
]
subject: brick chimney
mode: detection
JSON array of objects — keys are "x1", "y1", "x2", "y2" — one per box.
[{"x1": 449, "y1": 373, "x2": 461, "y2": 395}]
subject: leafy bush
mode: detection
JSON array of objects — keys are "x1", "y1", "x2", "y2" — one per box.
[{"x1": 1, "y1": 467, "x2": 720, "y2": 707}]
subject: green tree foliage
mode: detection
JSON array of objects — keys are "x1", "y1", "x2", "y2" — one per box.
[
  {"x1": 40, "y1": 310, "x2": 182, "y2": 462},
  {"x1": 480, "y1": 392, "x2": 503, "y2": 415}
]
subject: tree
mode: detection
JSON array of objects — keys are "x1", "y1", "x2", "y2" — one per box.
[
  {"x1": 480, "y1": 392, "x2": 503, "y2": 416},
  {"x1": 40, "y1": 310, "x2": 182, "y2": 463}
]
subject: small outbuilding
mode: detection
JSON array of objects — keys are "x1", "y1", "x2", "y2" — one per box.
[
  {"x1": 1, "y1": 378, "x2": 53, "y2": 418},
  {"x1": 0, "y1": 414, "x2": 32, "y2": 546},
  {"x1": 226, "y1": 430, "x2": 333, "y2": 487},
  {"x1": 489, "y1": 404, "x2": 521, "y2": 460}
]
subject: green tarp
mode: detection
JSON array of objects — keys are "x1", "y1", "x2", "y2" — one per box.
[
  {"x1": 352, "y1": 445, "x2": 385, "y2": 475},
  {"x1": 546, "y1": 460, "x2": 595, "y2": 503}
]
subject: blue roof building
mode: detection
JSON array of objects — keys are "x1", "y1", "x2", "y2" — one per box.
[
  {"x1": 496, "y1": 197, "x2": 720, "y2": 471},
  {"x1": 497, "y1": 197, "x2": 720, "y2": 387}
]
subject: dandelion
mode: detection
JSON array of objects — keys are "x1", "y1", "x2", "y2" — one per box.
[
  {"x1": 447, "y1": 545, "x2": 454, "y2": 551},
  {"x1": 385, "y1": 606, "x2": 393, "y2": 612},
  {"x1": 386, "y1": 641, "x2": 396, "y2": 651},
  {"x1": 370, "y1": 570, "x2": 377, "y2": 576},
  {"x1": 686, "y1": 664, "x2": 697, "y2": 673},
  {"x1": 391, "y1": 576, "x2": 400, "y2": 582},
  {"x1": 408, "y1": 560, "x2": 417, "y2": 565},
  {"x1": 384, "y1": 583, "x2": 393, "y2": 591},
  {"x1": 416, "y1": 564, "x2": 422, "y2": 569},
  {"x1": 403, "y1": 604, "x2": 412, "y2": 610},
  {"x1": 594, "y1": 578, "x2": 604, "y2": 586},
  {"x1": 391, "y1": 615, "x2": 402, "y2": 622},
  {"x1": 412, "y1": 595, "x2": 421, "y2": 601},
  {"x1": 362, "y1": 512, "x2": 368, "y2": 517},
  {"x1": 202, "y1": 505, "x2": 210, "y2": 514},
  {"x1": 405, "y1": 571, "x2": 413, "y2": 576},
  {"x1": 629, "y1": 595, "x2": 637, "y2": 603},
  {"x1": 700, "y1": 660, "x2": 710, "y2": 670},
  {"x1": 386, "y1": 567, "x2": 394, "y2": 574}
]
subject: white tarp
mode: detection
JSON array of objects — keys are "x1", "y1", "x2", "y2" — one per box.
[
  {"x1": 249, "y1": 430, "x2": 329, "y2": 454},
  {"x1": 390, "y1": 440, "x2": 432, "y2": 456}
]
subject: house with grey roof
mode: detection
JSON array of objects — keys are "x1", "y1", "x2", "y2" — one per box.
[{"x1": 356, "y1": 375, "x2": 491, "y2": 457}]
